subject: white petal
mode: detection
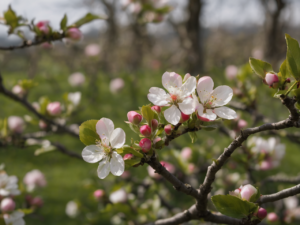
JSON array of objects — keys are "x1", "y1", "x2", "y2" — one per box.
[
  {"x1": 210, "y1": 86, "x2": 233, "y2": 107},
  {"x1": 110, "y1": 128, "x2": 126, "y2": 149},
  {"x1": 197, "y1": 76, "x2": 214, "y2": 103},
  {"x1": 13, "y1": 218, "x2": 25, "y2": 225},
  {"x1": 97, "y1": 160, "x2": 110, "y2": 179},
  {"x1": 196, "y1": 104, "x2": 204, "y2": 115},
  {"x1": 192, "y1": 93, "x2": 200, "y2": 111},
  {"x1": 214, "y1": 107, "x2": 237, "y2": 120},
  {"x1": 273, "y1": 144, "x2": 285, "y2": 160},
  {"x1": 162, "y1": 72, "x2": 182, "y2": 91},
  {"x1": 164, "y1": 105, "x2": 181, "y2": 125},
  {"x1": 178, "y1": 98, "x2": 194, "y2": 115},
  {"x1": 82, "y1": 145, "x2": 105, "y2": 163},
  {"x1": 96, "y1": 118, "x2": 114, "y2": 146},
  {"x1": 110, "y1": 152, "x2": 125, "y2": 176},
  {"x1": 268, "y1": 137, "x2": 276, "y2": 150},
  {"x1": 201, "y1": 109, "x2": 217, "y2": 120},
  {"x1": 180, "y1": 76, "x2": 196, "y2": 98},
  {"x1": 147, "y1": 87, "x2": 169, "y2": 106}
]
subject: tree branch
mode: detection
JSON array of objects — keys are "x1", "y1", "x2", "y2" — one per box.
[
  {"x1": 51, "y1": 142, "x2": 82, "y2": 160},
  {"x1": 262, "y1": 174, "x2": 300, "y2": 184}
]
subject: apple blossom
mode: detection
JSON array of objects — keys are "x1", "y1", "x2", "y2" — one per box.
[
  {"x1": 181, "y1": 147, "x2": 192, "y2": 160},
  {"x1": 82, "y1": 118, "x2": 125, "y2": 179},
  {"x1": 256, "y1": 208, "x2": 267, "y2": 220},
  {"x1": 188, "y1": 163, "x2": 195, "y2": 173},
  {"x1": 8, "y1": 116, "x2": 24, "y2": 133},
  {"x1": 164, "y1": 124, "x2": 173, "y2": 135},
  {"x1": 180, "y1": 112, "x2": 190, "y2": 123},
  {"x1": 147, "y1": 166, "x2": 161, "y2": 179},
  {"x1": 12, "y1": 85, "x2": 25, "y2": 97},
  {"x1": 123, "y1": 153, "x2": 134, "y2": 160},
  {"x1": 66, "y1": 201, "x2": 79, "y2": 218},
  {"x1": 194, "y1": 76, "x2": 237, "y2": 121},
  {"x1": 85, "y1": 44, "x2": 101, "y2": 57},
  {"x1": 0, "y1": 173, "x2": 20, "y2": 196},
  {"x1": 66, "y1": 28, "x2": 82, "y2": 41},
  {"x1": 147, "y1": 72, "x2": 196, "y2": 125},
  {"x1": 31, "y1": 197, "x2": 43, "y2": 207},
  {"x1": 151, "y1": 105, "x2": 161, "y2": 113},
  {"x1": 121, "y1": 171, "x2": 130, "y2": 179},
  {"x1": 151, "y1": 119, "x2": 159, "y2": 131},
  {"x1": 160, "y1": 161, "x2": 175, "y2": 174},
  {"x1": 140, "y1": 125, "x2": 152, "y2": 137},
  {"x1": 68, "y1": 72, "x2": 85, "y2": 87},
  {"x1": 127, "y1": 111, "x2": 142, "y2": 124},
  {"x1": 1, "y1": 198, "x2": 16, "y2": 212},
  {"x1": 23, "y1": 169, "x2": 47, "y2": 192},
  {"x1": 237, "y1": 119, "x2": 247, "y2": 129},
  {"x1": 267, "y1": 212, "x2": 278, "y2": 222},
  {"x1": 109, "y1": 189, "x2": 127, "y2": 204},
  {"x1": 139, "y1": 138, "x2": 152, "y2": 153},
  {"x1": 229, "y1": 185, "x2": 242, "y2": 198},
  {"x1": 110, "y1": 78, "x2": 125, "y2": 94},
  {"x1": 284, "y1": 196, "x2": 299, "y2": 210},
  {"x1": 39, "y1": 120, "x2": 47, "y2": 129},
  {"x1": 94, "y1": 189, "x2": 105, "y2": 200},
  {"x1": 3, "y1": 211, "x2": 25, "y2": 225},
  {"x1": 225, "y1": 65, "x2": 238, "y2": 80},
  {"x1": 47, "y1": 102, "x2": 61, "y2": 116},
  {"x1": 183, "y1": 73, "x2": 191, "y2": 82},
  {"x1": 240, "y1": 184, "x2": 257, "y2": 201},
  {"x1": 265, "y1": 73, "x2": 279, "y2": 86},
  {"x1": 128, "y1": 2, "x2": 142, "y2": 14},
  {"x1": 36, "y1": 21, "x2": 49, "y2": 34},
  {"x1": 153, "y1": 137, "x2": 162, "y2": 144},
  {"x1": 68, "y1": 92, "x2": 81, "y2": 106}
]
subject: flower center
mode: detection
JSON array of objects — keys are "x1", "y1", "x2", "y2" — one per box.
[{"x1": 171, "y1": 94, "x2": 177, "y2": 101}]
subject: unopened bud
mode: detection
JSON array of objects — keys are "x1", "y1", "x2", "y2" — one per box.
[
  {"x1": 139, "y1": 138, "x2": 152, "y2": 153},
  {"x1": 140, "y1": 125, "x2": 152, "y2": 137},
  {"x1": 151, "y1": 119, "x2": 158, "y2": 131},
  {"x1": 225, "y1": 65, "x2": 238, "y2": 80},
  {"x1": 267, "y1": 212, "x2": 278, "y2": 222},
  {"x1": 188, "y1": 163, "x2": 195, "y2": 173},
  {"x1": 160, "y1": 161, "x2": 175, "y2": 174},
  {"x1": 110, "y1": 78, "x2": 125, "y2": 94},
  {"x1": 127, "y1": 111, "x2": 142, "y2": 125},
  {"x1": 164, "y1": 124, "x2": 173, "y2": 135},
  {"x1": 153, "y1": 137, "x2": 162, "y2": 144},
  {"x1": 68, "y1": 72, "x2": 85, "y2": 87},
  {"x1": 47, "y1": 102, "x2": 61, "y2": 116},
  {"x1": 183, "y1": 73, "x2": 191, "y2": 82},
  {"x1": 286, "y1": 78, "x2": 291, "y2": 83},
  {"x1": 36, "y1": 21, "x2": 49, "y2": 34},
  {"x1": 0, "y1": 198, "x2": 16, "y2": 212},
  {"x1": 256, "y1": 208, "x2": 267, "y2": 220},
  {"x1": 93, "y1": 189, "x2": 105, "y2": 200},
  {"x1": 85, "y1": 44, "x2": 101, "y2": 57},
  {"x1": 39, "y1": 120, "x2": 47, "y2": 130},
  {"x1": 180, "y1": 112, "x2": 190, "y2": 123},
  {"x1": 181, "y1": 147, "x2": 192, "y2": 160},
  {"x1": 123, "y1": 153, "x2": 134, "y2": 160},
  {"x1": 31, "y1": 197, "x2": 43, "y2": 207},
  {"x1": 8, "y1": 116, "x2": 24, "y2": 133},
  {"x1": 237, "y1": 119, "x2": 247, "y2": 129},
  {"x1": 12, "y1": 85, "x2": 26, "y2": 97},
  {"x1": 66, "y1": 28, "x2": 82, "y2": 41},
  {"x1": 151, "y1": 106, "x2": 161, "y2": 113},
  {"x1": 265, "y1": 73, "x2": 279, "y2": 86},
  {"x1": 240, "y1": 184, "x2": 257, "y2": 201}
]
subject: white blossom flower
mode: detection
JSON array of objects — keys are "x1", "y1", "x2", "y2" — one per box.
[
  {"x1": 109, "y1": 189, "x2": 127, "y2": 203},
  {"x1": 82, "y1": 118, "x2": 125, "y2": 179},
  {"x1": 23, "y1": 170, "x2": 47, "y2": 192},
  {"x1": 0, "y1": 172, "x2": 20, "y2": 196},
  {"x1": 68, "y1": 92, "x2": 81, "y2": 106},
  {"x1": 193, "y1": 76, "x2": 237, "y2": 121},
  {"x1": 3, "y1": 211, "x2": 25, "y2": 225},
  {"x1": 65, "y1": 201, "x2": 79, "y2": 218},
  {"x1": 147, "y1": 72, "x2": 196, "y2": 125}
]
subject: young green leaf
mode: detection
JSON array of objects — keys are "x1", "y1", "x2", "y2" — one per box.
[
  {"x1": 249, "y1": 58, "x2": 273, "y2": 79},
  {"x1": 121, "y1": 145, "x2": 144, "y2": 158},
  {"x1": 4, "y1": 5, "x2": 19, "y2": 33},
  {"x1": 292, "y1": 88, "x2": 300, "y2": 103},
  {"x1": 60, "y1": 14, "x2": 68, "y2": 31},
  {"x1": 79, "y1": 120, "x2": 99, "y2": 146},
  {"x1": 141, "y1": 105, "x2": 155, "y2": 124},
  {"x1": 71, "y1": 13, "x2": 102, "y2": 28},
  {"x1": 211, "y1": 195, "x2": 258, "y2": 219},
  {"x1": 279, "y1": 60, "x2": 289, "y2": 80},
  {"x1": 285, "y1": 34, "x2": 300, "y2": 80},
  {"x1": 125, "y1": 158, "x2": 141, "y2": 168},
  {"x1": 188, "y1": 132, "x2": 197, "y2": 143}
]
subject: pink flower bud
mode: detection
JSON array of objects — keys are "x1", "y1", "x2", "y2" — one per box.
[
  {"x1": 39, "y1": 120, "x2": 47, "y2": 130},
  {"x1": 151, "y1": 106, "x2": 161, "y2": 113},
  {"x1": 286, "y1": 78, "x2": 291, "y2": 83},
  {"x1": 123, "y1": 153, "x2": 134, "y2": 160},
  {"x1": 139, "y1": 138, "x2": 152, "y2": 153},
  {"x1": 256, "y1": 208, "x2": 267, "y2": 220},
  {"x1": 93, "y1": 189, "x2": 105, "y2": 200},
  {"x1": 36, "y1": 21, "x2": 49, "y2": 34},
  {"x1": 0, "y1": 198, "x2": 15, "y2": 212},
  {"x1": 47, "y1": 102, "x2": 61, "y2": 116},
  {"x1": 238, "y1": 119, "x2": 247, "y2": 129},
  {"x1": 68, "y1": 72, "x2": 85, "y2": 87},
  {"x1": 127, "y1": 111, "x2": 142, "y2": 124},
  {"x1": 260, "y1": 160, "x2": 272, "y2": 170},
  {"x1": 8, "y1": 116, "x2": 24, "y2": 133},
  {"x1": 164, "y1": 124, "x2": 173, "y2": 135},
  {"x1": 85, "y1": 44, "x2": 101, "y2": 57},
  {"x1": 180, "y1": 112, "x2": 190, "y2": 123},
  {"x1": 267, "y1": 212, "x2": 278, "y2": 222},
  {"x1": 121, "y1": 171, "x2": 130, "y2": 179},
  {"x1": 31, "y1": 197, "x2": 43, "y2": 207},
  {"x1": 12, "y1": 85, "x2": 25, "y2": 97},
  {"x1": 153, "y1": 137, "x2": 162, "y2": 144},
  {"x1": 240, "y1": 184, "x2": 257, "y2": 201},
  {"x1": 225, "y1": 65, "x2": 238, "y2": 80},
  {"x1": 181, "y1": 147, "x2": 192, "y2": 160},
  {"x1": 147, "y1": 166, "x2": 161, "y2": 179},
  {"x1": 110, "y1": 78, "x2": 125, "y2": 94},
  {"x1": 188, "y1": 163, "x2": 195, "y2": 173},
  {"x1": 66, "y1": 28, "x2": 82, "y2": 41},
  {"x1": 24, "y1": 170, "x2": 47, "y2": 192},
  {"x1": 160, "y1": 161, "x2": 175, "y2": 174},
  {"x1": 183, "y1": 73, "x2": 191, "y2": 82},
  {"x1": 140, "y1": 125, "x2": 152, "y2": 137},
  {"x1": 265, "y1": 73, "x2": 279, "y2": 86},
  {"x1": 151, "y1": 119, "x2": 158, "y2": 131}
]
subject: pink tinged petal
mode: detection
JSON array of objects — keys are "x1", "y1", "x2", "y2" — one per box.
[
  {"x1": 96, "y1": 118, "x2": 114, "y2": 146},
  {"x1": 164, "y1": 105, "x2": 181, "y2": 125},
  {"x1": 147, "y1": 87, "x2": 169, "y2": 106},
  {"x1": 197, "y1": 76, "x2": 214, "y2": 103},
  {"x1": 162, "y1": 72, "x2": 182, "y2": 91},
  {"x1": 201, "y1": 109, "x2": 216, "y2": 121},
  {"x1": 210, "y1": 86, "x2": 233, "y2": 107},
  {"x1": 110, "y1": 128, "x2": 126, "y2": 149},
  {"x1": 214, "y1": 107, "x2": 237, "y2": 120},
  {"x1": 180, "y1": 76, "x2": 196, "y2": 98},
  {"x1": 110, "y1": 152, "x2": 125, "y2": 176},
  {"x1": 196, "y1": 104, "x2": 204, "y2": 115},
  {"x1": 97, "y1": 161, "x2": 110, "y2": 179},
  {"x1": 178, "y1": 98, "x2": 194, "y2": 115},
  {"x1": 192, "y1": 93, "x2": 201, "y2": 111},
  {"x1": 82, "y1": 145, "x2": 105, "y2": 163}
]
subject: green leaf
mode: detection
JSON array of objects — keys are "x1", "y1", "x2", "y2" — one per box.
[
  {"x1": 120, "y1": 145, "x2": 144, "y2": 158},
  {"x1": 126, "y1": 122, "x2": 140, "y2": 134},
  {"x1": 125, "y1": 158, "x2": 141, "y2": 168},
  {"x1": 211, "y1": 195, "x2": 258, "y2": 219},
  {"x1": 71, "y1": 13, "x2": 102, "y2": 28},
  {"x1": 34, "y1": 145, "x2": 56, "y2": 156},
  {"x1": 38, "y1": 96, "x2": 50, "y2": 114},
  {"x1": 292, "y1": 88, "x2": 300, "y2": 103},
  {"x1": 188, "y1": 132, "x2": 197, "y2": 143},
  {"x1": 18, "y1": 208, "x2": 34, "y2": 214},
  {"x1": 141, "y1": 105, "x2": 155, "y2": 124},
  {"x1": 60, "y1": 14, "x2": 68, "y2": 30},
  {"x1": 279, "y1": 60, "x2": 289, "y2": 80},
  {"x1": 79, "y1": 120, "x2": 99, "y2": 146},
  {"x1": 273, "y1": 90, "x2": 286, "y2": 98},
  {"x1": 249, "y1": 57, "x2": 273, "y2": 79},
  {"x1": 201, "y1": 125, "x2": 217, "y2": 131},
  {"x1": 286, "y1": 34, "x2": 300, "y2": 80},
  {"x1": 4, "y1": 5, "x2": 19, "y2": 32}
]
